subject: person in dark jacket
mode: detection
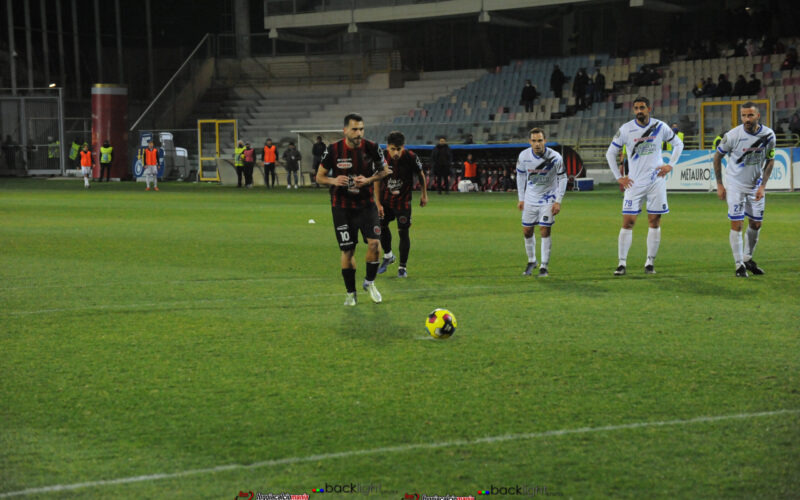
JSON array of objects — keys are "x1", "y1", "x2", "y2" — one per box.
[
  {"x1": 430, "y1": 137, "x2": 453, "y2": 194},
  {"x1": 550, "y1": 65, "x2": 565, "y2": 99},
  {"x1": 593, "y1": 69, "x2": 606, "y2": 103},
  {"x1": 311, "y1": 135, "x2": 326, "y2": 187},
  {"x1": 732, "y1": 75, "x2": 748, "y2": 96},
  {"x1": 714, "y1": 74, "x2": 732, "y2": 97},
  {"x1": 747, "y1": 74, "x2": 761, "y2": 95},
  {"x1": 520, "y1": 80, "x2": 539, "y2": 112},
  {"x1": 242, "y1": 142, "x2": 256, "y2": 188},
  {"x1": 573, "y1": 69, "x2": 589, "y2": 109},
  {"x1": 282, "y1": 142, "x2": 301, "y2": 189}
]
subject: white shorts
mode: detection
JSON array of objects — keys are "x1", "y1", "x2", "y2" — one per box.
[
  {"x1": 727, "y1": 185, "x2": 765, "y2": 221},
  {"x1": 622, "y1": 178, "x2": 669, "y2": 215},
  {"x1": 80, "y1": 166, "x2": 92, "y2": 176},
  {"x1": 144, "y1": 165, "x2": 158, "y2": 176},
  {"x1": 521, "y1": 203, "x2": 556, "y2": 227}
]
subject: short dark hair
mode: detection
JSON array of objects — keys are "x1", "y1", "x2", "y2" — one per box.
[
  {"x1": 344, "y1": 113, "x2": 363, "y2": 126},
  {"x1": 741, "y1": 101, "x2": 759, "y2": 112},
  {"x1": 316, "y1": 136, "x2": 322, "y2": 141},
  {"x1": 289, "y1": 142, "x2": 295, "y2": 146},
  {"x1": 633, "y1": 96, "x2": 650, "y2": 107},
  {"x1": 529, "y1": 127, "x2": 546, "y2": 138},
  {"x1": 386, "y1": 131, "x2": 405, "y2": 147}
]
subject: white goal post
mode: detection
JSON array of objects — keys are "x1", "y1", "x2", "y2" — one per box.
[{"x1": 292, "y1": 129, "x2": 342, "y2": 185}]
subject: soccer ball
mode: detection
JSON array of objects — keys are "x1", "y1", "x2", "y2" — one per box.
[{"x1": 426, "y1": 309, "x2": 457, "y2": 339}]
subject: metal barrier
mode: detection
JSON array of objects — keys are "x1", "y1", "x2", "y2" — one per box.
[{"x1": 0, "y1": 87, "x2": 65, "y2": 175}]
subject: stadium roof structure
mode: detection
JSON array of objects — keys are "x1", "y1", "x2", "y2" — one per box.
[{"x1": 264, "y1": 0, "x2": 596, "y2": 32}]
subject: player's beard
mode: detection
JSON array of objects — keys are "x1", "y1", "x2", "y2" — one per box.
[{"x1": 743, "y1": 121, "x2": 757, "y2": 133}]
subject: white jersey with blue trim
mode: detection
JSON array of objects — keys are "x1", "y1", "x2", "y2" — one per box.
[
  {"x1": 716, "y1": 123, "x2": 776, "y2": 191},
  {"x1": 610, "y1": 118, "x2": 675, "y2": 186},
  {"x1": 516, "y1": 147, "x2": 567, "y2": 205}
]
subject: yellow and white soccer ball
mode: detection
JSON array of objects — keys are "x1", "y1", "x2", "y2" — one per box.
[{"x1": 426, "y1": 309, "x2": 457, "y2": 339}]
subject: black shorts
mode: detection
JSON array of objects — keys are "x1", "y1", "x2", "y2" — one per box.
[
  {"x1": 332, "y1": 205, "x2": 381, "y2": 250},
  {"x1": 381, "y1": 205, "x2": 412, "y2": 229}
]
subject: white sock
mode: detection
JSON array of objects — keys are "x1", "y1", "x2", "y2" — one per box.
[
  {"x1": 146, "y1": 174, "x2": 151, "y2": 188},
  {"x1": 618, "y1": 228, "x2": 633, "y2": 266},
  {"x1": 84, "y1": 177, "x2": 89, "y2": 187},
  {"x1": 383, "y1": 251, "x2": 393, "y2": 260},
  {"x1": 729, "y1": 229, "x2": 743, "y2": 266},
  {"x1": 646, "y1": 227, "x2": 661, "y2": 266},
  {"x1": 524, "y1": 235, "x2": 537, "y2": 264},
  {"x1": 744, "y1": 226, "x2": 760, "y2": 261},
  {"x1": 540, "y1": 236, "x2": 551, "y2": 268},
  {"x1": 153, "y1": 176, "x2": 157, "y2": 187}
]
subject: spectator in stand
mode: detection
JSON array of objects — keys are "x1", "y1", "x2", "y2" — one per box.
[
  {"x1": 573, "y1": 69, "x2": 588, "y2": 110},
  {"x1": 593, "y1": 69, "x2": 606, "y2": 103},
  {"x1": 520, "y1": 79, "x2": 539, "y2": 112},
  {"x1": 732, "y1": 39, "x2": 746, "y2": 57},
  {"x1": 789, "y1": 109, "x2": 800, "y2": 139},
  {"x1": 747, "y1": 74, "x2": 761, "y2": 96},
  {"x1": 311, "y1": 135, "x2": 326, "y2": 187},
  {"x1": 745, "y1": 39, "x2": 756, "y2": 56},
  {"x1": 430, "y1": 137, "x2": 453, "y2": 194},
  {"x1": 464, "y1": 133, "x2": 474, "y2": 144},
  {"x1": 781, "y1": 47, "x2": 798, "y2": 70},
  {"x1": 702, "y1": 77, "x2": 717, "y2": 97},
  {"x1": 463, "y1": 153, "x2": 479, "y2": 188},
  {"x1": 282, "y1": 142, "x2": 301, "y2": 189},
  {"x1": 242, "y1": 142, "x2": 256, "y2": 189},
  {"x1": 715, "y1": 74, "x2": 732, "y2": 97},
  {"x1": 550, "y1": 65, "x2": 565, "y2": 99},
  {"x1": 732, "y1": 75, "x2": 749, "y2": 96},
  {"x1": 692, "y1": 79, "x2": 705, "y2": 98}
]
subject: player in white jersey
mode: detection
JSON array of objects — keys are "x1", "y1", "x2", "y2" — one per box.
[
  {"x1": 605, "y1": 96, "x2": 684, "y2": 275},
  {"x1": 713, "y1": 101, "x2": 775, "y2": 277},
  {"x1": 516, "y1": 128, "x2": 567, "y2": 277}
]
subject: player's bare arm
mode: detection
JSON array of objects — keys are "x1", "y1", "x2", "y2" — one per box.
[
  {"x1": 419, "y1": 171, "x2": 428, "y2": 207},
  {"x1": 517, "y1": 200, "x2": 524, "y2": 211},
  {"x1": 551, "y1": 202, "x2": 561, "y2": 215},
  {"x1": 713, "y1": 151, "x2": 726, "y2": 200},
  {"x1": 316, "y1": 166, "x2": 349, "y2": 187},
  {"x1": 656, "y1": 164, "x2": 673, "y2": 177},
  {"x1": 756, "y1": 159, "x2": 774, "y2": 201},
  {"x1": 373, "y1": 179, "x2": 384, "y2": 217},
  {"x1": 617, "y1": 176, "x2": 633, "y2": 189}
]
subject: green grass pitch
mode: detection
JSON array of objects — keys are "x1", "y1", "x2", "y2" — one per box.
[{"x1": 1, "y1": 178, "x2": 798, "y2": 499}]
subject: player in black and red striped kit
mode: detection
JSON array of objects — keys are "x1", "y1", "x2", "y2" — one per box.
[
  {"x1": 376, "y1": 131, "x2": 428, "y2": 278},
  {"x1": 316, "y1": 113, "x2": 391, "y2": 306}
]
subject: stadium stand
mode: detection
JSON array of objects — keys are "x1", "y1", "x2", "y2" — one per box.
[{"x1": 182, "y1": 36, "x2": 800, "y2": 182}]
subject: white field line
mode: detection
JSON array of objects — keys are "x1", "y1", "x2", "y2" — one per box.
[{"x1": 0, "y1": 408, "x2": 797, "y2": 498}]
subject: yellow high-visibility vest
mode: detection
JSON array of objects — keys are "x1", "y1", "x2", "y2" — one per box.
[
  {"x1": 666, "y1": 131, "x2": 684, "y2": 151},
  {"x1": 235, "y1": 146, "x2": 245, "y2": 167},
  {"x1": 100, "y1": 146, "x2": 113, "y2": 163}
]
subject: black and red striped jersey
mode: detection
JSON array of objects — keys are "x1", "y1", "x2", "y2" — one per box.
[
  {"x1": 380, "y1": 149, "x2": 423, "y2": 210},
  {"x1": 321, "y1": 138, "x2": 386, "y2": 209}
]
